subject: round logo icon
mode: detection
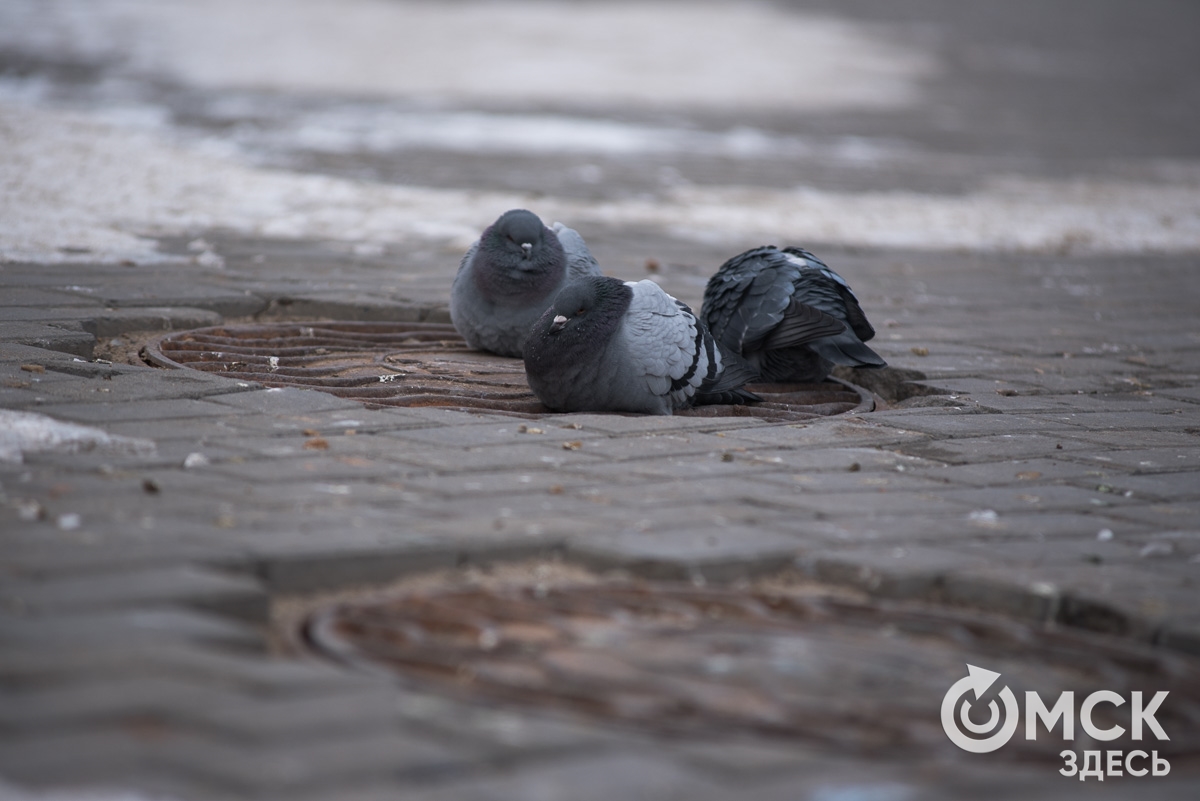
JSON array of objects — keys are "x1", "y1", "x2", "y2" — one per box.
[{"x1": 941, "y1": 664, "x2": 1019, "y2": 753}]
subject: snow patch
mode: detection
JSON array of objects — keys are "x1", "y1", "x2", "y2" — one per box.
[{"x1": 0, "y1": 409, "x2": 156, "y2": 464}]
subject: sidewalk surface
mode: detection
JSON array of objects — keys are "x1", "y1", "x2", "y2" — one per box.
[{"x1": 2, "y1": 1, "x2": 1199, "y2": 799}]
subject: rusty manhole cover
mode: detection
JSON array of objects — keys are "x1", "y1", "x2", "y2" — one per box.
[
  {"x1": 145, "y1": 321, "x2": 872, "y2": 419},
  {"x1": 300, "y1": 579, "x2": 1200, "y2": 765}
]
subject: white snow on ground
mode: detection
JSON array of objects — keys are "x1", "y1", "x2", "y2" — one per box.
[
  {"x1": 0, "y1": 0, "x2": 932, "y2": 111},
  {"x1": 0, "y1": 409, "x2": 156, "y2": 464},
  {"x1": 1, "y1": 0, "x2": 1198, "y2": 262},
  {"x1": 2, "y1": 105, "x2": 1199, "y2": 262}
]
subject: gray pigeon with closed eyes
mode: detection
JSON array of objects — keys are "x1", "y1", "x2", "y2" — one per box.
[
  {"x1": 451, "y1": 209, "x2": 601, "y2": 357},
  {"x1": 523, "y1": 276, "x2": 760, "y2": 415},
  {"x1": 701, "y1": 246, "x2": 885, "y2": 384}
]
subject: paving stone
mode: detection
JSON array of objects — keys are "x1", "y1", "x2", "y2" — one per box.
[
  {"x1": 0, "y1": 729, "x2": 152, "y2": 788},
  {"x1": 1065, "y1": 470, "x2": 1200, "y2": 501},
  {"x1": 0, "y1": 609, "x2": 262, "y2": 652},
  {"x1": 900, "y1": 456, "x2": 1121, "y2": 487},
  {"x1": 0, "y1": 322, "x2": 95, "y2": 357},
  {"x1": 79, "y1": 307, "x2": 224, "y2": 339},
  {"x1": 1029, "y1": 409, "x2": 1200, "y2": 431},
  {"x1": 19, "y1": 370, "x2": 259, "y2": 404},
  {"x1": 377, "y1": 441, "x2": 607, "y2": 472},
  {"x1": 931, "y1": 483, "x2": 1144, "y2": 515},
  {"x1": 202, "y1": 453, "x2": 403, "y2": 484},
  {"x1": 0, "y1": 541, "x2": 238, "y2": 580},
  {"x1": 0, "y1": 288, "x2": 98, "y2": 308},
  {"x1": 203, "y1": 387, "x2": 366, "y2": 414},
  {"x1": 895, "y1": 433, "x2": 1095, "y2": 464},
  {"x1": 1, "y1": 566, "x2": 267, "y2": 622},
  {"x1": 740, "y1": 446, "x2": 942, "y2": 474},
  {"x1": 385, "y1": 420, "x2": 609, "y2": 449},
  {"x1": 1103, "y1": 499, "x2": 1200, "y2": 529},
  {"x1": 399, "y1": 749, "x2": 751, "y2": 801},
  {"x1": 878, "y1": 409, "x2": 1084, "y2": 436},
  {"x1": 29, "y1": 398, "x2": 236, "y2": 424},
  {"x1": 1158, "y1": 386, "x2": 1200, "y2": 404},
  {"x1": 0, "y1": 676, "x2": 402, "y2": 746},
  {"x1": 214, "y1": 406, "x2": 436, "y2": 435},
  {"x1": 1064, "y1": 446, "x2": 1200, "y2": 473},
  {"x1": 251, "y1": 537, "x2": 563, "y2": 594},
  {"x1": 756, "y1": 469, "x2": 953, "y2": 495},
  {"x1": 712, "y1": 418, "x2": 929, "y2": 449},
  {"x1": 568, "y1": 526, "x2": 807, "y2": 582},
  {"x1": 1055, "y1": 427, "x2": 1200, "y2": 450}
]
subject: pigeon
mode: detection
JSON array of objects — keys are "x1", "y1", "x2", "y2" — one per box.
[
  {"x1": 701, "y1": 246, "x2": 886, "y2": 383},
  {"x1": 523, "y1": 276, "x2": 760, "y2": 415},
  {"x1": 450, "y1": 209, "x2": 602, "y2": 357}
]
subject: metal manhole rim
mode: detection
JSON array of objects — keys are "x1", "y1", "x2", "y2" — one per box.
[{"x1": 143, "y1": 320, "x2": 876, "y2": 420}]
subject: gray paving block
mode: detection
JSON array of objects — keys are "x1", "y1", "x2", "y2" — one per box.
[
  {"x1": 155, "y1": 727, "x2": 465, "y2": 796},
  {"x1": 701, "y1": 418, "x2": 929, "y2": 449},
  {"x1": 873, "y1": 412, "x2": 1084, "y2": 437},
  {"x1": 796, "y1": 545, "x2": 996, "y2": 601},
  {"x1": 755, "y1": 468, "x2": 953, "y2": 495},
  {"x1": 1067, "y1": 470, "x2": 1200, "y2": 501},
  {"x1": 254, "y1": 294, "x2": 430, "y2": 322},
  {"x1": 1, "y1": 541, "x2": 240, "y2": 580},
  {"x1": 0, "y1": 675, "x2": 402, "y2": 744},
  {"x1": 536, "y1": 412, "x2": 766, "y2": 435},
  {"x1": 0, "y1": 322, "x2": 94, "y2": 357},
  {"x1": 101, "y1": 291, "x2": 269, "y2": 318},
  {"x1": 80, "y1": 307, "x2": 223, "y2": 339},
  {"x1": 0, "y1": 288, "x2": 99, "y2": 308},
  {"x1": 212, "y1": 406, "x2": 434, "y2": 435},
  {"x1": 385, "y1": 421, "x2": 609, "y2": 449},
  {"x1": 739, "y1": 446, "x2": 941, "y2": 474},
  {"x1": 931, "y1": 483, "x2": 1144, "y2": 514},
  {"x1": 23, "y1": 370, "x2": 260, "y2": 404},
  {"x1": 0, "y1": 609, "x2": 262, "y2": 652},
  {"x1": 568, "y1": 527, "x2": 805, "y2": 582},
  {"x1": 1065, "y1": 446, "x2": 1200, "y2": 473},
  {"x1": 900, "y1": 456, "x2": 1121, "y2": 487},
  {"x1": 204, "y1": 387, "x2": 365, "y2": 414},
  {"x1": 2, "y1": 566, "x2": 267, "y2": 622},
  {"x1": 379, "y1": 441, "x2": 606, "y2": 472},
  {"x1": 202, "y1": 453, "x2": 402, "y2": 484},
  {"x1": 1029, "y1": 410, "x2": 1200, "y2": 431},
  {"x1": 895, "y1": 433, "x2": 1095, "y2": 464},
  {"x1": 0, "y1": 729, "x2": 150, "y2": 788},
  {"x1": 252, "y1": 537, "x2": 564, "y2": 594},
  {"x1": 30, "y1": 398, "x2": 235, "y2": 424},
  {"x1": 0, "y1": 641, "x2": 381, "y2": 695}
]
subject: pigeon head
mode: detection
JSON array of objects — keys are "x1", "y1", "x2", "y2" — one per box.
[
  {"x1": 484, "y1": 209, "x2": 553, "y2": 266},
  {"x1": 546, "y1": 276, "x2": 632, "y2": 336}
]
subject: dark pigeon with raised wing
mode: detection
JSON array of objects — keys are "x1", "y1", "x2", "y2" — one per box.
[
  {"x1": 523, "y1": 276, "x2": 760, "y2": 415},
  {"x1": 701, "y1": 246, "x2": 885, "y2": 383},
  {"x1": 451, "y1": 209, "x2": 601, "y2": 357}
]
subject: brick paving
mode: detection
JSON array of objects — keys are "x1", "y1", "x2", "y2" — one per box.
[{"x1": 4, "y1": 1, "x2": 1200, "y2": 799}]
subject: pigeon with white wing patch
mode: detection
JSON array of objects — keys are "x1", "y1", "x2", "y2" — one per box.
[{"x1": 701, "y1": 246, "x2": 885, "y2": 383}]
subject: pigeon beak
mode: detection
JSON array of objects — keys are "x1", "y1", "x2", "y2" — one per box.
[
  {"x1": 549, "y1": 314, "x2": 568, "y2": 333},
  {"x1": 520, "y1": 242, "x2": 533, "y2": 258}
]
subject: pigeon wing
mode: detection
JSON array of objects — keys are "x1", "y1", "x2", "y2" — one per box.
[
  {"x1": 619, "y1": 281, "x2": 711, "y2": 407},
  {"x1": 783, "y1": 247, "x2": 876, "y2": 343},
  {"x1": 552, "y1": 222, "x2": 603, "y2": 281},
  {"x1": 701, "y1": 247, "x2": 800, "y2": 353}
]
